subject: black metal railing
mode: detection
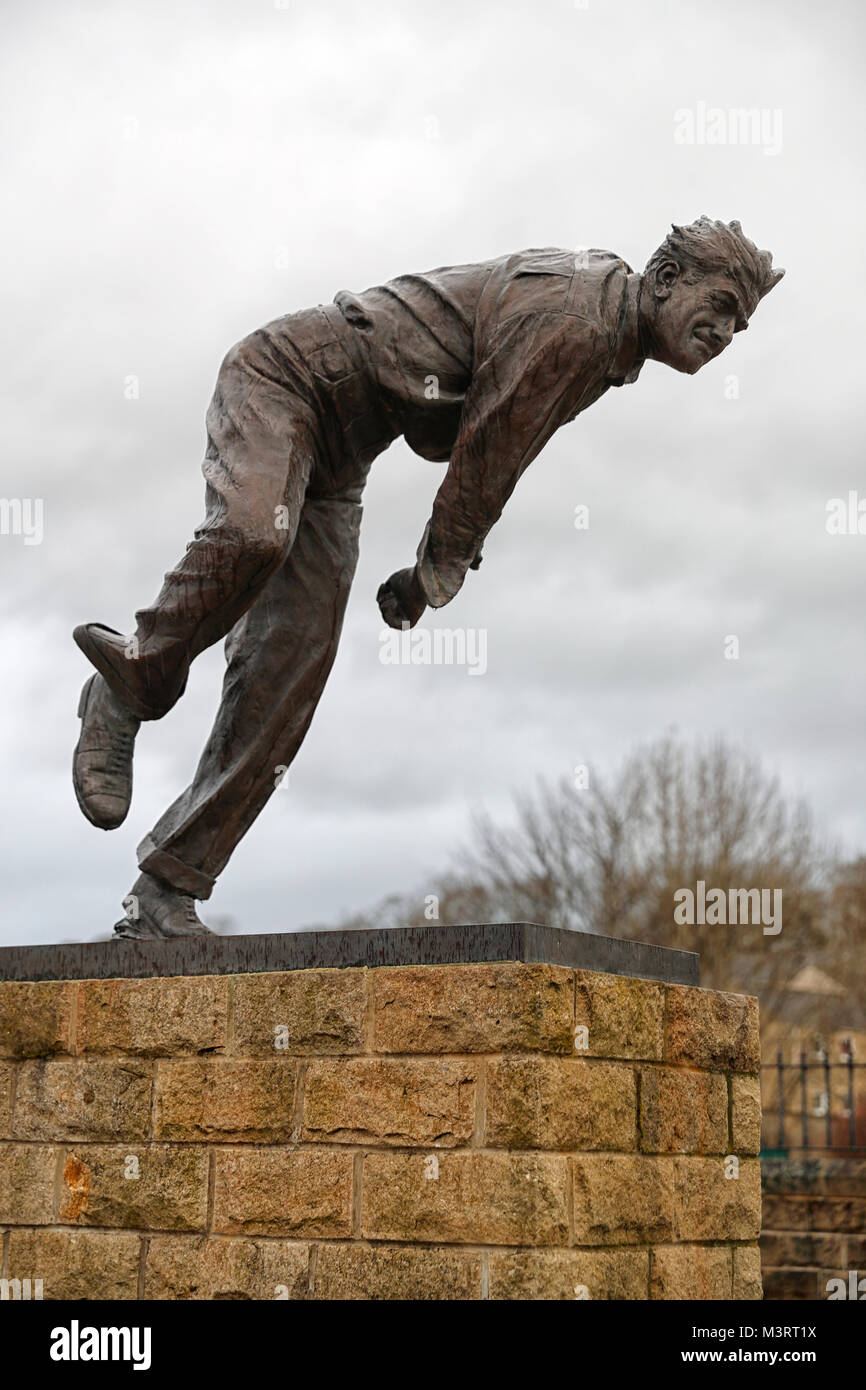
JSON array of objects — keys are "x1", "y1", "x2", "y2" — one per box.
[{"x1": 761, "y1": 1042, "x2": 866, "y2": 1152}]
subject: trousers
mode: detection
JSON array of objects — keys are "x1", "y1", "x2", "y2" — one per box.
[{"x1": 132, "y1": 305, "x2": 395, "y2": 900}]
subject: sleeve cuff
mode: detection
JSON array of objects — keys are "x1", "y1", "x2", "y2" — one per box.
[{"x1": 415, "y1": 521, "x2": 462, "y2": 608}]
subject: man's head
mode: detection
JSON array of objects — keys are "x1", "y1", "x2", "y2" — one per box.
[{"x1": 640, "y1": 216, "x2": 784, "y2": 374}]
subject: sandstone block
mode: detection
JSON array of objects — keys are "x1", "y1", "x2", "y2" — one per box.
[
  {"x1": 574, "y1": 971, "x2": 664, "y2": 1060},
  {"x1": 363, "y1": 1151, "x2": 569, "y2": 1245},
  {"x1": 762, "y1": 1268, "x2": 818, "y2": 1300},
  {"x1": 649, "y1": 1244, "x2": 732, "y2": 1299},
  {"x1": 818, "y1": 1159, "x2": 866, "y2": 1196},
  {"x1": 760, "y1": 1157, "x2": 823, "y2": 1196},
  {"x1": 846, "y1": 1234, "x2": 866, "y2": 1265},
  {"x1": 730, "y1": 1074, "x2": 762, "y2": 1154},
  {"x1": 58, "y1": 1145, "x2": 208, "y2": 1231},
  {"x1": 639, "y1": 1067, "x2": 728, "y2": 1154},
  {"x1": 145, "y1": 1236, "x2": 309, "y2": 1299},
  {"x1": 664, "y1": 986, "x2": 759, "y2": 1072},
  {"x1": 155, "y1": 1060, "x2": 296, "y2": 1142},
  {"x1": 572, "y1": 1154, "x2": 674, "y2": 1244},
  {"x1": 0, "y1": 1061, "x2": 13, "y2": 1137},
  {"x1": 371, "y1": 964, "x2": 574, "y2": 1054},
  {"x1": 760, "y1": 1229, "x2": 844, "y2": 1268},
  {"x1": 302, "y1": 1058, "x2": 476, "y2": 1147},
  {"x1": 0, "y1": 982, "x2": 74, "y2": 1060},
  {"x1": 232, "y1": 969, "x2": 366, "y2": 1056},
  {"x1": 313, "y1": 1243, "x2": 481, "y2": 1300},
  {"x1": 488, "y1": 1248, "x2": 649, "y2": 1300},
  {"x1": 732, "y1": 1244, "x2": 763, "y2": 1299},
  {"x1": 673, "y1": 1157, "x2": 761, "y2": 1241},
  {"x1": 760, "y1": 1194, "x2": 811, "y2": 1230},
  {"x1": 6, "y1": 1228, "x2": 140, "y2": 1299},
  {"x1": 78, "y1": 976, "x2": 229, "y2": 1056},
  {"x1": 807, "y1": 1197, "x2": 866, "y2": 1233},
  {"x1": 11, "y1": 1060, "x2": 152, "y2": 1142},
  {"x1": 485, "y1": 1056, "x2": 636, "y2": 1150},
  {"x1": 0, "y1": 1142, "x2": 56, "y2": 1224},
  {"x1": 212, "y1": 1148, "x2": 353, "y2": 1238}
]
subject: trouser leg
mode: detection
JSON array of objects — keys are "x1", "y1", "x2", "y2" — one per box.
[
  {"x1": 91, "y1": 338, "x2": 319, "y2": 718},
  {"x1": 136, "y1": 491, "x2": 362, "y2": 899}
]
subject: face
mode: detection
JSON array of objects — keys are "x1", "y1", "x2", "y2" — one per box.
[{"x1": 645, "y1": 263, "x2": 752, "y2": 374}]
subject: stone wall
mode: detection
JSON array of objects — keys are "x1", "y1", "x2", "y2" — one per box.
[
  {"x1": 0, "y1": 962, "x2": 762, "y2": 1300},
  {"x1": 761, "y1": 1157, "x2": 866, "y2": 1300}
]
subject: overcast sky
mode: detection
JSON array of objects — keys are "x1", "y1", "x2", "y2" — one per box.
[{"x1": 1, "y1": 0, "x2": 864, "y2": 946}]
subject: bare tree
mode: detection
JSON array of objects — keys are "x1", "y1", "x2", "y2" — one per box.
[
  {"x1": 820, "y1": 857, "x2": 866, "y2": 1022},
  {"x1": 441, "y1": 735, "x2": 829, "y2": 1011},
  {"x1": 333, "y1": 734, "x2": 835, "y2": 1028}
]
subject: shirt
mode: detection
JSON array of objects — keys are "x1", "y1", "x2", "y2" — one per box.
[{"x1": 333, "y1": 247, "x2": 645, "y2": 608}]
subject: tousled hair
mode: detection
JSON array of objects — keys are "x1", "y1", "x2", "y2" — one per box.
[{"x1": 645, "y1": 216, "x2": 784, "y2": 314}]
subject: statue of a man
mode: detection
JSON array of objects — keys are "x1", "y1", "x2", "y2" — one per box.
[{"x1": 72, "y1": 216, "x2": 783, "y2": 938}]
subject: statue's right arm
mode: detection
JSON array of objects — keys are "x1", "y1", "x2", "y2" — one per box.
[{"x1": 414, "y1": 311, "x2": 603, "y2": 609}]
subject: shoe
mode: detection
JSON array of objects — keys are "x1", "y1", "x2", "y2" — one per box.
[
  {"x1": 114, "y1": 871, "x2": 214, "y2": 939},
  {"x1": 73, "y1": 675, "x2": 140, "y2": 829},
  {"x1": 73, "y1": 623, "x2": 163, "y2": 721}
]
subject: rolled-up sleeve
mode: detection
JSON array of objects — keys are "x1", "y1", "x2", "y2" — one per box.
[{"x1": 415, "y1": 311, "x2": 604, "y2": 607}]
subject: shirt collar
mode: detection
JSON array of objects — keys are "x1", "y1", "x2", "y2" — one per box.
[{"x1": 606, "y1": 270, "x2": 645, "y2": 386}]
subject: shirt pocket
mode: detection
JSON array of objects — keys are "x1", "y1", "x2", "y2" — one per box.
[{"x1": 502, "y1": 267, "x2": 572, "y2": 318}]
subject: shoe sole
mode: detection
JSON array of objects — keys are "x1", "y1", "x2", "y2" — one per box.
[
  {"x1": 113, "y1": 916, "x2": 214, "y2": 939},
  {"x1": 72, "y1": 675, "x2": 132, "y2": 831},
  {"x1": 73, "y1": 623, "x2": 155, "y2": 721}
]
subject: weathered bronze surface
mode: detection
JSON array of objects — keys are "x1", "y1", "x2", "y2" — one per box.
[{"x1": 72, "y1": 217, "x2": 783, "y2": 939}]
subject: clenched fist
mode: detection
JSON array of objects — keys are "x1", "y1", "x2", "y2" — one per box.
[{"x1": 377, "y1": 566, "x2": 427, "y2": 630}]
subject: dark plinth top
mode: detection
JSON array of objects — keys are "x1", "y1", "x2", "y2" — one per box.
[{"x1": 0, "y1": 923, "x2": 698, "y2": 986}]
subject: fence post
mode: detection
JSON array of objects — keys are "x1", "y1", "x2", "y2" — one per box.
[{"x1": 800, "y1": 1049, "x2": 808, "y2": 1148}]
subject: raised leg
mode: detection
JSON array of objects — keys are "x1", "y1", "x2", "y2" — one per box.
[
  {"x1": 75, "y1": 334, "x2": 320, "y2": 721},
  {"x1": 73, "y1": 335, "x2": 320, "y2": 831}
]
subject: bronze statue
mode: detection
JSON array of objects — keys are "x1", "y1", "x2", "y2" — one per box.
[{"x1": 72, "y1": 216, "x2": 783, "y2": 938}]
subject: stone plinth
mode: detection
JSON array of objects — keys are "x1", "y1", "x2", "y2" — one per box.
[{"x1": 0, "y1": 926, "x2": 761, "y2": 1300}]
